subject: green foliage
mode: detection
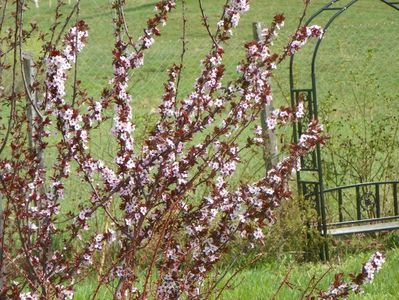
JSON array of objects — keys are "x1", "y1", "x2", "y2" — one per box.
[
  {"x1": 320, "y1": 51, "x2": 399, "y2": 188},
  {"x1": 386, "y1": 233, "x2": 399, "y2": 249}
]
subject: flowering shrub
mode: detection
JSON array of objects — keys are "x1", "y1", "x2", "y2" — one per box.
[{"x1": 0, "y1": 0, "x2": 348, "y2": 299}]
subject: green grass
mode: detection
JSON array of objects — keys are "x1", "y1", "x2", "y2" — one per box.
[
  {"x1": 220, "y1": 249, "x2": 399, "y2": 300},
  {"x1": 71, "y1": 249, "x2": 399, "y2": 299},
  {"x1": 23, "y1": 0, "x2": 399, "y2": 103}
]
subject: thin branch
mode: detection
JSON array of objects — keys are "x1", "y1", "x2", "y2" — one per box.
[
  {"x1": 271, "y1": 266, "x2": 294, "y2": 300},
  {"x1": 0, "y1": 0, "x2": 9, "y2": 35},
  {"x1": 277, "y1": 0, "x2": 312, "y2": 65},
  {"x1": 175, "y1": 0, "x2": 187, "y2": 101},
  {"x1": 0, "y1": 0, "x2": 20, "y2": 156},
  {"x1": 119, "y1": 2, "x2": 139, "y2": 53},
  {"x1": 198, "y1": 0, "x2": 219, "y2": 48},
  {"x1": 215, "y1": 253, "x2": 265, "y2": 300},
  {"x1": 72, "y1": 0, "x2": 81, "y2": 106},
  {"x1": 302, "y1": 265, "x2": 332, "y2": 299},
  {"x1": 20, "y1": 54, "x2": 44, "y2": 120}
]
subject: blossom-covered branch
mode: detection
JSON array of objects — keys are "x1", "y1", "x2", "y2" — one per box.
[
  {"x1": 318, "y1": 252, "x2": 385, "y2": 299},
  {"x1": 0, "y1": 1, "x2": 332, "y2": 299}
]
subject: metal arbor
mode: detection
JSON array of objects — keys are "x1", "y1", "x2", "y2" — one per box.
[{"x1": 289, "y1": 0, "x2": 399, "y2": 260}]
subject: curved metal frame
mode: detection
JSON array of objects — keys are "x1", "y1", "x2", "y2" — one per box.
[{"x1": 289, "y1": 0, "x2": 399, "y2": 260}]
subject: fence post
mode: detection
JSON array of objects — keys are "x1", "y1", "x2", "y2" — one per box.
[
  {"x1": 23, "y1": 52, "x2": 36, "y2": 149},
  {"x1": 252, "y1": 22, "x2": 278, "y2": 172},
  {"x1": 22, "y1": 52, "x2": 45, "y2": 249},
  {"x1": 22, "y1": 52, "x2": 43, "y2": 167}
]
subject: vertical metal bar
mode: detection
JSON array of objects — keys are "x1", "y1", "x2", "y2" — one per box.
[
  {"x1": 302, "y1": 182, "x2": 308, "y2": 198},
  {"x1": 393, "y1": 183, "x2": 398, "y2": 216},
  {"x1": 253, "y1": 22, "x2": 278, "y2": 172},
  {"x1": 311, "y1": 69, "x2": 328, "y2": 260},
  {"x1": 314, "y1": 186, "x2": 322, "y2": 231},
  {"x1": 375, "y1": 184, "x2": 381, "y2": 218},
  {"x1": 297, "y1": 92, "x2": 303, "y2": 136},
  {"x1": 338, "y1": 189, "x2": 343, "y2": 222},
  {"x1": 356, "y1": 186, "x2": 362, "y2": 220}
]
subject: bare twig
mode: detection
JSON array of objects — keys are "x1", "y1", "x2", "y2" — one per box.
[
  {"x1": 175, "y1": 0, "x2": 187, "y2": 101},
  {"x1": 0, "y1": 0, "x2": 21, "y2": 156},
  {"x1": 302, "y1": 265, "x2": 332, "y2": 299},
  {"x1": 215, "y1": 253, "x2": 265, "y2": 300},
  {"x1": 198, "y1": 0, "x2": 219, "y2": 48},
  {"x1": 72, "y1": 0, "x2": 81, "y2": 106},
  {"x1": 271, "y1": 266, "x2": 294, "y2": 300}
]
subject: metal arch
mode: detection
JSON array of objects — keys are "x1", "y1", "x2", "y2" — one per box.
[{"x1": 289, "y1": 0, "x2": 399, "y2": 260}]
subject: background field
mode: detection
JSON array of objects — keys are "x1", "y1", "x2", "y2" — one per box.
[
  {"x1": 21, "y1": 0, "x2": 399, "y2": 225},
  {"x1": 6, "y1": 0, "x2": 399, "y2": 298},
  {"x1": 23, "y1": 0, "x2": 399, "y2": 182}
]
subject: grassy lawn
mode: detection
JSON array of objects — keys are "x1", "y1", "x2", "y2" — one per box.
[
  {"x1": 220, "y1": 249, "x2": 399, "y2": 300},
  {"x1": 71, "y1": 248, "x2": 399, "y2": 299}
]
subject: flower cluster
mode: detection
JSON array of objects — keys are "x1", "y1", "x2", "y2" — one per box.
[
  {"x1": 362, "y1": 251, "x2": 385, "y2": 283},
  {"x1": 319, "y1": 252, "x2": 385, "y2": 299},
  {"x1": 225, "y1": 0, "x2": 250, "y2": 27},
  {"x1": 45, "y1": 21, "x2": 89, "y2": 110},
  {"x1": 111, "y1": 1, "x2": 177, "y2": 174},
  {"x1": 63, "y1": 21, "x2": 89, "y2": 62},
  {"x1": 287, "y1": 25, "x2": 324, "y2": 55},
  {"x1": 266, "y1": 101, "x2": 305, "y2": 130}
]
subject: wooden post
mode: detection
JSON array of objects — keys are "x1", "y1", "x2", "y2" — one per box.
[
  {"x1": 23, "y1": 52, "x2": 35, "y2": 149},
  {"x1": 252, "y1": 22, "x2": 278, "y2": 171},
  {"x1": 22, "y1": 53, "x2": 45, "y2": 248},
  {"x1": 22, "y1": 52, "x2": 43, "y2": 167},
  {"x1": 22, "y1": 51, "x2": 45, "y2": 177}
]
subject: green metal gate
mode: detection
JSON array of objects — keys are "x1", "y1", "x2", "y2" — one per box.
[{"x1": 289, "y1": 0, "x2": 399, "y2": 260}]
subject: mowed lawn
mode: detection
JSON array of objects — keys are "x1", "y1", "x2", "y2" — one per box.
[{"x1": 5, "y1": 0, "x2": 399, "y2": 298}]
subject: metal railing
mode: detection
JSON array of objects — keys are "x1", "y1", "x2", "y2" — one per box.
[{"x1": 306, "y1": 180, "x2": 399, "y2": 233}]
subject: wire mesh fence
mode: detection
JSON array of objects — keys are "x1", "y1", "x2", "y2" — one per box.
[
  {"x1": 16, "y1": 0, "x2": 272, "y2": 204},
  {"x1": 2, "y1": 0, "x2": 398, "y2": 202},
  {"x1": 24, "y1": 0, "x2": 294, "y2": 102}
]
